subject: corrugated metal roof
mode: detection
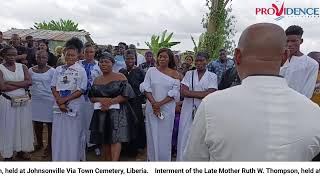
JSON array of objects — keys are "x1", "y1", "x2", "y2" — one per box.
[{"x1": 2, "y1": 29, "x2": 92, "y2": 42}]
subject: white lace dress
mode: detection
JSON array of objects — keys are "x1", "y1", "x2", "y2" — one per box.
[{"x1": 0, "y1": 63, "x2": 34, "y2": 158}]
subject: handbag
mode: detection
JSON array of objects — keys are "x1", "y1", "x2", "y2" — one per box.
[{"x1": 10, "y1": 95, "x2": 30, "y2": 107}]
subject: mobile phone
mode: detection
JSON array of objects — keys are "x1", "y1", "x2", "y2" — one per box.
[{"x1": 157, "y1": 112, "x2": 164, "y2": 120}]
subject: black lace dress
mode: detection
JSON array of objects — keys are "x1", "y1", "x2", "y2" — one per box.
[
  {"x1": 88, "y1": 80, "x2": 136, "y2": 145},
  {"x1": 119, "y1": 67, "x2": 146, "y2": 152}
]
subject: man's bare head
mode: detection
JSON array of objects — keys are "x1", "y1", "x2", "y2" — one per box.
[
  {"x1": 11, "y1": 34, "x2": 21, "y2": 47},
  {"x1": 234, "y1": 23, "x2": 288, "y2": 80}
]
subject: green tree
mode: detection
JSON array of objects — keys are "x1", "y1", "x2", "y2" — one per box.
[
  {"x1": 33, "y1": 19, "x2": 83, "y2": 32},
  {"x1": 194, "y1": 0, "x2": 236, "y2": 60},
  {"x1": 145, "y1": 30, "x2": 180, "y2": 55}
]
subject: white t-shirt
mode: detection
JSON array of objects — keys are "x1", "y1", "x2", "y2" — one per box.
[
  {"x1": 181, "y1": 70, "x2": 217, "y2": 107},
  {"x1": 51, "y1": 63, "x2": 87, "y2": 116},
  {"x1": 280, "y1": 55, "x2": 319, "y2": 98}
]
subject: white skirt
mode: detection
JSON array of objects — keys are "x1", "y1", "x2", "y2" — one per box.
[
  {"x1": 52, "y1": 113, "x2": 83, "y2": 161},
  {"x1": 176, "y1": 101, "x2": 193, "y2": 161},
  {"x1": 145, "y1": 102, "x2": 175, "y2": 161},
  {"x1": 0, "y1": 96, "x2": 34, "y2": 158},
  {"x1": 32, "y1": 98, "x2": 54, "y2": 123},
  {"x1": 79, "y1": 99, "x2": 95, "y2": 160}
]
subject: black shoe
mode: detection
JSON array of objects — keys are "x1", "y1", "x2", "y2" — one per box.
[
  {"x1": 4, "y1": 157, "x2": 13, "y2": 161},
  {"x1": 87, "y1": 145, "x2": 98, "y2": 152}
]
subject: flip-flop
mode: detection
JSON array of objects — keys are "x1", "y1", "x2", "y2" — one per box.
[{"x1": 16, "y1": 152, "x2": 31, "y2": 161}]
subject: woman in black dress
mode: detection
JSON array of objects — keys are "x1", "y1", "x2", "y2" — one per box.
[
  {"x1": 89, "y1": 53, "x2": 135, "y2": 161},
  {"x1": 119, "y1": 50, "x2": 146, "y2": 157}
]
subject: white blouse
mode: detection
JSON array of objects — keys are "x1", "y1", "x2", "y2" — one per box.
[{"x1": 140, "y1": 67, "x2": 180, "y2": 102}]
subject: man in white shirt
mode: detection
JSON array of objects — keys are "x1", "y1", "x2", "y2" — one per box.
[
  {"x1": 280, "y1": 25, "x2": 318, "y2": 98},
  {"x1": 128, "y1": 44, "x2": 145, "y2": 66},
  {"x1": 185, "y1": 23, "x2": 320, "y2": 161}
]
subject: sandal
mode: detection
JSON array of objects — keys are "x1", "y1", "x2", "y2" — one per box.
[
  {"x1": 42, "y1": 147, "x2": 52, "y2": 158},
  {"x1": 16, "y1": 152, "x2": 31, "y2": 161},
  {"x1": 33, "y1": 144, "x2": 43, "y2": 152}
]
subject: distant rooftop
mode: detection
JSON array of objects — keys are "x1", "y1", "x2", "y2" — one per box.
[{"x1": 2, "y1": 28, "x2": 93, "y2": 42}]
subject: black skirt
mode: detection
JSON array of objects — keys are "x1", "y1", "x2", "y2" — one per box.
[
  {"x1": 88, "y1": 80, "x2": 137, "y2": 145},
  {"x1": 90, "y1": 107, "x2": 131, "y2": 145}
]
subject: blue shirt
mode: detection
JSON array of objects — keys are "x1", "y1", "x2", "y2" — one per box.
[
  {"x1": 207, "y1": 59, "x2": 235, "y2": 84},
  {"x1": 79, "y1": 60, "x2": 102, "y2": 101},
  {"x1": 113, "y1": 55, "x2": 126, "y2": 72}
]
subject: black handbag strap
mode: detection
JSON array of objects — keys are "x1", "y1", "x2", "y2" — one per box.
[
  {"x1": 192, "y1": 70, "x2": 194, "y2": 90},
  {"x1": 192, "y1": 70, "x2": 195, "y2": 108}
]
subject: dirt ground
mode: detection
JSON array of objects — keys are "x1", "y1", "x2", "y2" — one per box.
[{"x1": 0, "y1": 125, "x2": 148, "y2": 161}]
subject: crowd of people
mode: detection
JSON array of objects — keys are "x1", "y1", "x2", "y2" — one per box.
[{"x1": 0, "y1": 23, "x2": 320, "y2": 161}]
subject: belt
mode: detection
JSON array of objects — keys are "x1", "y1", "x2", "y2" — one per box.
[
  {"x1": 0, "y1": 89, "x2": 31, "y2": 100},
  {"x1": 0, "y1": 92, "x2": 12, "y2": 100}
]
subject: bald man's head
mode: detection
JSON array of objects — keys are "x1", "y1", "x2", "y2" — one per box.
[
  {"x1": 308, "y1": 51, "x2": 320, "y2": 63},
  {"x1": 234, "y1": 23, "x2": 288, "y2": 80}
]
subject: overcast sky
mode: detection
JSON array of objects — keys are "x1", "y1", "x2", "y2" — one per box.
[{"x1": 0, "y1": 0, "x2": 319, "y2": 53}]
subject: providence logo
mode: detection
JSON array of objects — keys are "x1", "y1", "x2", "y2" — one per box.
[{"x1": 255, "y1": 1, "x2": 320, "y2": 21}]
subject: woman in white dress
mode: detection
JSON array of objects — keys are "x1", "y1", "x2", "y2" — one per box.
[
  {"x1": 51, "y1": 38, "x2": 87, "y2": 161},
  {"x1": 140, "y1": 48, "x2": 181, "y2": 161},
  {"x1": 29, "y1": 50, "x2": 55, "y2": 157},
  {"x1": 78, "y1": 43, "x2": 102, "y2": 159},
  {"x1": 0, "y1": 46, "x2": 34, "y2": 160},
  {"x1": 177, "y1": 52, "x2": 217, "y2": 161}
]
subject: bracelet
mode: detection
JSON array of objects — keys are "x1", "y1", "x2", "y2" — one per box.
[{"x1": 110, "y1": 98, "x2": 115, "y2": 104}]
